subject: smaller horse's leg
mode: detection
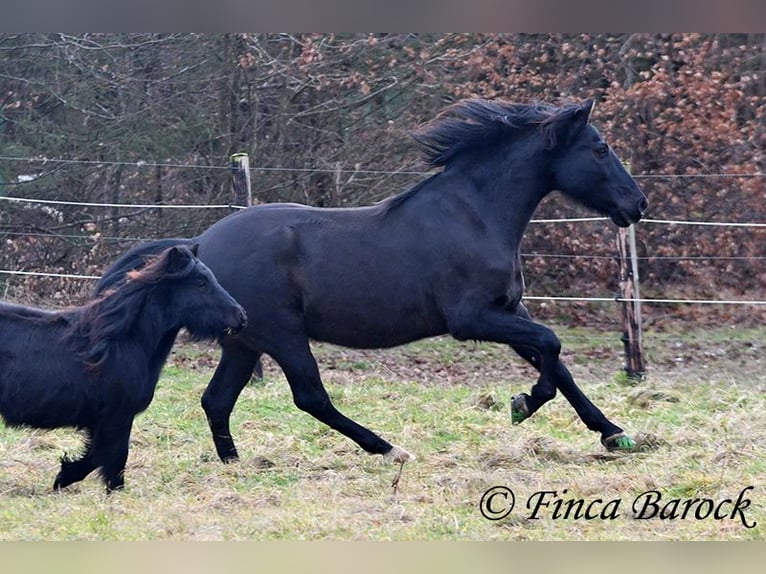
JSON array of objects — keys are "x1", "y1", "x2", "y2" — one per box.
[
  {"x1": 201, "y1": 345, "x2": 259, "y2": 463},
  {"x1": 272, "y1": 338, "x2": 413, "y2": 464},
  {"x1": 53, "y1": 431, "x2": 100, "y2": 490},
  {"x1": 95, "y1": 417, "x2": 134, "y2": 493}
]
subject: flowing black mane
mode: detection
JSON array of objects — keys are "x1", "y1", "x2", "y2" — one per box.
[
  {"x1": 66, "y1": 247, "x2": 195, "y2": 369},
  {"x1": 410, "y1": 98, "x2": 580, "y2": 168},
  {"x1": 380, "y1": 99, "x2": 583, "y2": 212}
]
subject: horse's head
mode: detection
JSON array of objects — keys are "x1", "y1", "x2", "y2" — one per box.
[
  {"x1": 548, "y1": 99, "x2": 648, "y2": 227},
  {"x1": 140, "y1": 245, "x2": 247, "y2": 339}
]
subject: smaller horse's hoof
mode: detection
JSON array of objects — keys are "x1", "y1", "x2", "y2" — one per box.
[
  {"x1": 383, "y1": 445, "x2": 415, "y2": 464},
  {"x1": 510, "y1": 393, "x2": 530, "y2": 424},
  {"x1": 601, "y1": 433, "x2": 636, "y2": 452}
]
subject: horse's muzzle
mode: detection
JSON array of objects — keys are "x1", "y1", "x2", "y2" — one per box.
[
  {"x1": 611, "y1": 193, "x2": 648, "y2": 227},
  {"x1": 225, "y1": 308, "x2": 248, "y2": 336}
]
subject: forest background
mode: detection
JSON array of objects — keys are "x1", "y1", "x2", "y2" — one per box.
[{"x1": 1, "y1": 33, "x2": 764, "y2": 327}]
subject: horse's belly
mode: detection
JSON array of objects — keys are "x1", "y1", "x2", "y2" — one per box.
[{"x1": 304, "y1": 300, "x2": 446, "y2": 349}]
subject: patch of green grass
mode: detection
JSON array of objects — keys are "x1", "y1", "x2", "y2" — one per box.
[{"x1": 0, "y1": 326, "x2": 764, "y2": 540}]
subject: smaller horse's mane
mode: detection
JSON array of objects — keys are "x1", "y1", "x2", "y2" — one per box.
[
  {"x1": 410, "y1": 98, "x2": 579, "y2": 169},
  {"x1": 67, "y1": 246, "x2": 195, "y2": 370}
]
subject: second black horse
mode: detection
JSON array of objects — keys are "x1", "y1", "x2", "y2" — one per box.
[{"x1": 1, "y1": 245, "x2": 246, "y2": 492}]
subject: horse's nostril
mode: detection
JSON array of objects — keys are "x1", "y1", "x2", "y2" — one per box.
[{"x1": 639, "y1": 197, "x2": 649, "y2": 213}]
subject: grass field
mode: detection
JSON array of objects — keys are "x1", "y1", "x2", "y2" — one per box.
[{"x1": 1, "y1": 324, "x2": 764, "y2": 540}]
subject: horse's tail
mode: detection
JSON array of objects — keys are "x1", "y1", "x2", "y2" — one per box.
[{"x1": 95, "y1": 238, "x2": 196, "y2": 295}]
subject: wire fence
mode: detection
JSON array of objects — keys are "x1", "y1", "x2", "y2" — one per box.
[
  {"x1": 1, "y1": 159, "x2": 765, "y2": 308},
  {"x1": 2, "y1": 154, "x2": 766, "y2": 179}
]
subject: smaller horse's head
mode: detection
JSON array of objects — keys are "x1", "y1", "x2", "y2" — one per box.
[
  {"x1": 133, "y1": 245, "x2": 247, "y2": 339},
  {"x1": 548, "y1": 99, "x2": 648, "y2": 227}
]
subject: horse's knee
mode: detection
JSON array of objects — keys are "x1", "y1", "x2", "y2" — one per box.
[
  {"x1": 291, "y1": 387, "x2": 331, "y2": 415},
  {"x1": 201, "y1": 390, "x2": 216, "y2": 417},
  {"x1": 534, "y1": 381, "x2": 557, "y2": 403},
  {"x1": 201, "y1": 389, "x2": 232, "y2": 421},
  {"x1": 538, "y1": 328, "x2": 561, "y2": 360}
]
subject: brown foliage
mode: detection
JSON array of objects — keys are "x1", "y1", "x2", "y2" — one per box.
[{"x1": 1, "y1": 33, "x2": 764, "y2": 325}]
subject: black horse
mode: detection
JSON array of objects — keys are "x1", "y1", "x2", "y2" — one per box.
[
  {"x1": 98, "y1": 98, "x2": 648, "y2": 467},
  {"x1": 0, "y1": 245, "x2": 246, "y2": 492}
]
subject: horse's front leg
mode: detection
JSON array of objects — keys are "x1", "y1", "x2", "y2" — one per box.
[
  {"x1": 509, "y1": 344, "x2": 632, "y2": 449},
  {"x1": 53, "y1": 429, "x2": 100, "y2": 490},
  {"x1": 510, "y1": 303, "x2": 634, "y2": 450},
  {"x1": 449, "y1": 306, "x2": 633, "y2": 451},
  {"x1": 92, "y1": 417, "x2": 134, "y2": 493}
]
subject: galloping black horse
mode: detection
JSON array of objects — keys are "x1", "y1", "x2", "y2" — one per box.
[
  {"x1": 0, "y1": 245, "x2": 246, "y2": 492},
  {"x1": 98, "y1": 98, "x2": 648, "y2": 466}
]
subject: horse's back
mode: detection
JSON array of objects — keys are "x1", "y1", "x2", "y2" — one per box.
[
  {"x1": 0, "y1": 305, "x2": 90, "y2": 428},
  {"x1": 0, "y1": 301, "x2": 63, "y2": 323},
  {"x1": 195, "y1": 202, "x2": 449, "y2": 347}
]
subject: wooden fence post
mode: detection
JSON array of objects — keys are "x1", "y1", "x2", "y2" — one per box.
[
  {"x1": 230, "y1": 152, "x2": 252, "y2": 208},
  {"x1": 616, "y1": 163, "x2": 646, "y2": 381}
]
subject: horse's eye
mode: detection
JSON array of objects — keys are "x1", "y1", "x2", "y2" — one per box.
[
  {"x1": 595, "y1": 143, "x2": 609, "y2": 157},
  {"x1": 196, "y1": 277, "x2": 208, "y2": 290}
]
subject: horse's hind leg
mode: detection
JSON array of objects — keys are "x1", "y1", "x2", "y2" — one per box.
[
  {"x1": 272, "y1": 337, "x2": 413, "y2": 463},
  {"x1": 201, "y1": 345, "x2": 259, "y2": 463}
]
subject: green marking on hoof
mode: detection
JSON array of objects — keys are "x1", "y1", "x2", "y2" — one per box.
[
  {"x1": 510, "y1": 394, "x2": 530, "y2": 425},
  {"x1": 602, "y1": 433, "x2": 637, "y2": 452},
  {"x1": 614, "y1": 435, "x2": 636, "y2": 450}
]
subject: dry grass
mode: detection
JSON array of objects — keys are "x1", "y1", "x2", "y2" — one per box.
[{"x1": 0, "y1": 325, "x2": 764, "y2": 540}]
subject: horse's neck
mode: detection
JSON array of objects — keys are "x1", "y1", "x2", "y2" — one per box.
[
  {"x1": 147, "y1": 329, "x2": 182, "y2": 379},
  {"x1": 125, "y1": 303, "x2": 181, "y2": 374},
  {"x1": 137, "y1": 318, "x2": 181, "y2": 375},
  {"x1": 440, "y1": 159, "x2": 550, "y2": 248}
]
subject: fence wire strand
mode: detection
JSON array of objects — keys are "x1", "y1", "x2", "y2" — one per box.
[{"x1": 1, "y1": 161, "x2": 764, "y2": 306}]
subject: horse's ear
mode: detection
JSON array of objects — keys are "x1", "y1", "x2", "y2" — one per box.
[
  {"x1": 582, "y1": 98, "x2": 595, "y2": 122},
  {"x1": 550, "y1": 100, "x2": 594, "y2": 148},
  {"x1": 571, "y1": 99, "x2": 594, "y2": 128},
  {"x1": 165, "y1": 245, "x2": 192, "y2": 274}
]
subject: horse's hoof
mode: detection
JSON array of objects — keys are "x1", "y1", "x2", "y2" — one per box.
[
  {"x1": 601, "y1": 433, "x2": 637, "y2": 452},
  {"x1": 383, "y1": 445, "x2": 415, "y2": 464},
  {"x1": 511, "y1": 393, "x2": 530, "y2": 424}
]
